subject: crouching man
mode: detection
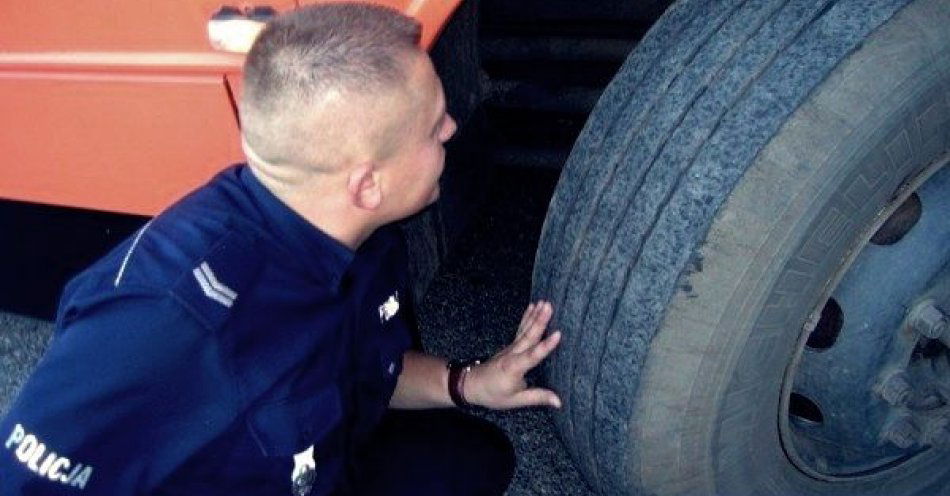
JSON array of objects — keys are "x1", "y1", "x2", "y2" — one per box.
[{"x1": 0, "y1": 4, "x2": 562, "y2": 495}]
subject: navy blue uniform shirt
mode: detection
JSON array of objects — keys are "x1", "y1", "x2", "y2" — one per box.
[{"x1": 0, "y1": 165, "x2": 415, "y2": 495}]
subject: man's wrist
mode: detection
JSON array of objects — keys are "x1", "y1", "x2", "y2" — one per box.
[{"x1": 446, "y1": 358, "x2": 481, "y2": 408}]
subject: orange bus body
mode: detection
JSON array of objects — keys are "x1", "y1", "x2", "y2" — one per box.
[{"x1": 0, "y1": 0, "x2": 461, "y2": 216}]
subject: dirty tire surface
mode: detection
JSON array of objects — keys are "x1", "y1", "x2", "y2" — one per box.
[{"x1": 533, "y1": 0, "x2": 950, "y2": 493}]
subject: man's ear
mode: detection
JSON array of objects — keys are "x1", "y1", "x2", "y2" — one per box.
[{"x1": 346, "y1": 162, "x2": 382, "y2": 211}]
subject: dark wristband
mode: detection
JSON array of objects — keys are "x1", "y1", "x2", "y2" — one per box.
[{"x1": 447, "y1": 358, "x2": 480, "y2": 408}]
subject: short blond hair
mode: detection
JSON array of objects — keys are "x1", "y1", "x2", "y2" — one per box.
[{"x1": 240, "y1": 3, "x2": 422, "y2": 168}]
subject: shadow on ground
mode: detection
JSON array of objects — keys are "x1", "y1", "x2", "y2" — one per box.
[{"x1": 417, "y1": 166, "x2": 594, "y2": 496}]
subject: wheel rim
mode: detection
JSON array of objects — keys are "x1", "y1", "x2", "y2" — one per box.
[{"x1": 779, "y1": 156, "x2": 950, "y2": 481}]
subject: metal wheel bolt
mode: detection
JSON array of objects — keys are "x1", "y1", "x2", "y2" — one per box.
[
  {"x1": 881, "y1": 415, "x2": 919, "y2": 449},
  {"x1": 876, "y1": 370, "x2": 912, "y2": 406},
  {"x1": 910, "y1": 302, "x2": 949, "y2": 342}
]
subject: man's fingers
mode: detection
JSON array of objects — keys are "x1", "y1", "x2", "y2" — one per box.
[
  {"x1": 512, "y1": 301, "x2": 550, "y2": 353},
  {"x1": 519, "y1": 330, "x2": 561, "y2": 369},
  {"x1": 512, "y1": 315, "x2": 548, "y2": 355},
  {"x1": 511, "y1": 388, "x2": 562, "y2": 409},
  {"x1": 517, "y1": 302, "x2": 537, "y2": 335},
  {"x1": 513, "y1": 301, "x2": 552, "y2": 351},
  {"x1": 536, "y1": 301, "x2": 553, "y2": 328},
  {"x1": 517, "y1": 301, "x2": 548, "y2": 336}
]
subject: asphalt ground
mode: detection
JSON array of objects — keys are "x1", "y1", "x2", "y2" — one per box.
[{"x1": 0, "y1": 166, "x2": 595, "y2": 495}]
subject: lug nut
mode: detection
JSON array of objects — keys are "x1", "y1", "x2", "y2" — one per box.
[
  {"x1": 877, "y1": 370, "x2": 912, "y2": 406},
  {"x1": 910, "y1": 302, "x2": 949, "y2": 343},
  {"x1": 881, "y1": 415, "x2": 919, "y2": 449}
]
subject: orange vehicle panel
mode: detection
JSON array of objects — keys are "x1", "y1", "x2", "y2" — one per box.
[
  {"x1": 0, "y1": 70, "x2": 244, "y2": 215},
  {"x1": 0, "y1": 0, "x2": 462, "y2": 216},
  {"x1": 299, "y1": 0, "x2": 464, "y2": 49},
  {"x1": 1, "y1": 2, "x2": 284, "y2": 53}
]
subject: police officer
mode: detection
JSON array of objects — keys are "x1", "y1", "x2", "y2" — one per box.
[{"x1": 0, "y1": 3, "x2": 563, "y2": 495}]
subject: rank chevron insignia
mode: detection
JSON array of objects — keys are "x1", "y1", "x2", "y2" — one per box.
[{"x1": 192, "y1": 261, "x2": 238, "y2": 307}]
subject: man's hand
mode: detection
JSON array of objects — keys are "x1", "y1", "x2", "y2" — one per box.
[{"x1": 465, "y1": 301, "x2": 563, "y2": 410}]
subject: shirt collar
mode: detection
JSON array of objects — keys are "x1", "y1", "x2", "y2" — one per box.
[{"x1": 238, "y1": 164, "x2": 354, "y2": 288}]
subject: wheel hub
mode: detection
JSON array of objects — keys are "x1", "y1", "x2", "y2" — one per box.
[{"x1": 780, "y1": 161, "x2": 950, "y2": 480}]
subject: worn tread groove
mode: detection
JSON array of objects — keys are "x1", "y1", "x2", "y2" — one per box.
[
  {"x1": 608, "y1": 1, "x2": 913, "y2": 493},
  {"x1": 537, "y1": 0, "x2": 715, "y2": 303},
  {"x1": 532, "y1": 0, "x2": 928, "y2": 493},
  {"x1": 582, "y1": 0, "x2": 834, "y2": 482},
  {"x1": 539, "y1": 1, "x2": 703, "y2": 313},
  {"x1": 560, "y1": 2, "x2": 749, "y2": 461},
  {"x1": 590, "y1": 2, "x2": 831, "y2": 490},
  {"x1": 545, "y1": 1, "x2": 748, "y2": 458},
  {"x1": 540, "y1": 0, "x2": 718, "y2": 448},
  {"x1": 561, "y1": 0, "x2": 804, "y2": 486},
  {"x1": 534, "y1": 0, "x2": 704, "y2": 298},
  {"x1": 588, "y1": 2, "x2": 845, "y2": 487}
]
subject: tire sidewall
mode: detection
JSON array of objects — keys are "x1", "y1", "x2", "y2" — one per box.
[{"x1": 632, "y1": 3, "x2": 950, "y2": 493}]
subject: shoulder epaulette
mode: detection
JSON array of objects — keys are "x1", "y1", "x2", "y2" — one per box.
[{"x1": 172, "y1": 229, "x2": 264, "y2": 331}]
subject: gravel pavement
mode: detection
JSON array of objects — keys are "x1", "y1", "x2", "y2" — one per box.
[
  {"x1": 0, "y1": 166, "x2": 595, "y2": 495},
  {"x1": 0, "y1": 314, "x2": 53, "y2": 418},
  {"x1": 416, "y1": 167, "x2": 594, "y2": 496}
]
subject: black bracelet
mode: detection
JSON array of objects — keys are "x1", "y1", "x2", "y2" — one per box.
[{"x1": 447, "y1": 358, "x2": 481, "y2": 408}]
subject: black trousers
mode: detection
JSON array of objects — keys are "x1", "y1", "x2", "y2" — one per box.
[{"x1": 349, "y1": 409, "x2": 515, "y2": 496}]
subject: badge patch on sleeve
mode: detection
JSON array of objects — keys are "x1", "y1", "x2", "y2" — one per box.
[
  {"x1": 291, "y1": 444, "x2": 315, "y2": 496},
  {"x1": 5, "y1": 423, "x2": 95, "y2": 489},
  {"x1": 378, "y1": 291, "x2": 400, "y2": 323}
]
